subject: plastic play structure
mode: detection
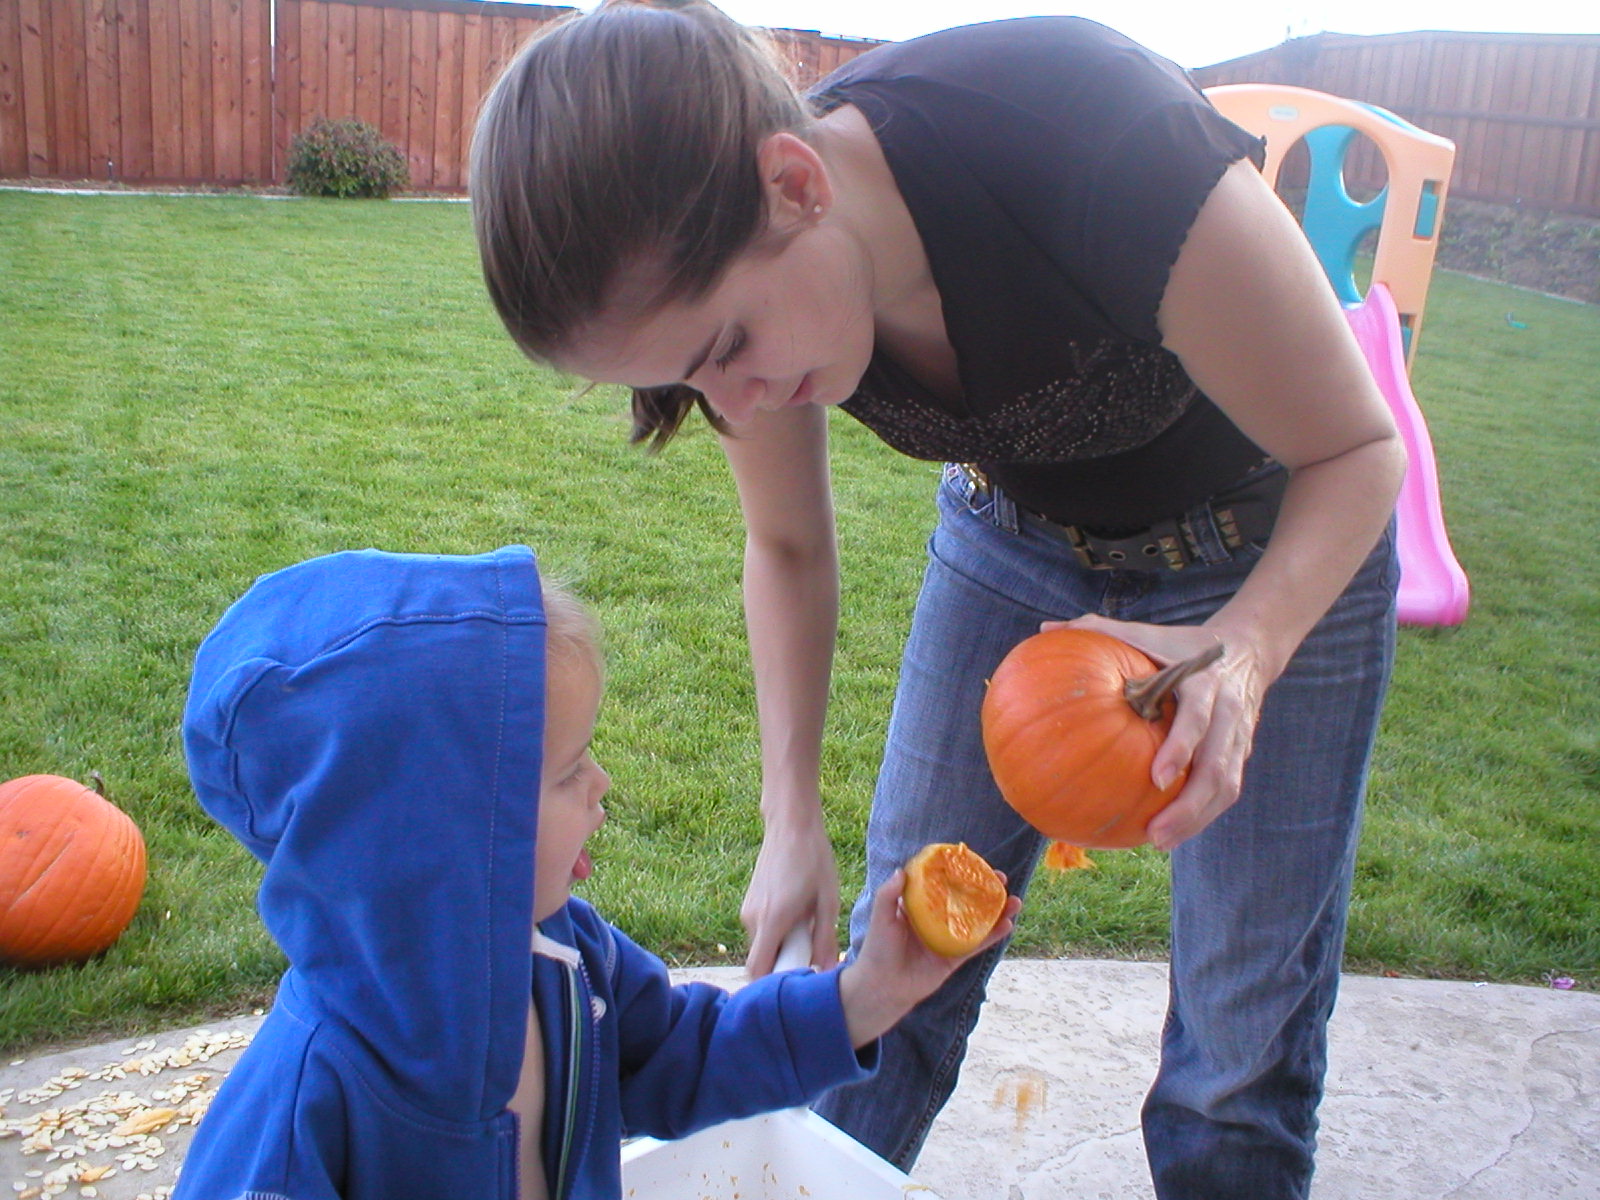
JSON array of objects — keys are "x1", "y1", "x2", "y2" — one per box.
[{"x1": 1206, "y1": 84, "x2": 1471, "y2": 626}]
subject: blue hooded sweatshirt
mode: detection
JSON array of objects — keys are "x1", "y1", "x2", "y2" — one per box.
[{"x1": 177, "y1": 546, "x2": 872, "y2": 1200}]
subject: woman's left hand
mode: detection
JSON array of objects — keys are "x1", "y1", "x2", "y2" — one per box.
[{"x1": 1046, "y1": 613, "x2": 1271, "y2": 851}]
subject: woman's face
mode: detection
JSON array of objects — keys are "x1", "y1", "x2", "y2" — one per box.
[{"x1": 559, "y1": 225, "x2": 878, "y2": 427}]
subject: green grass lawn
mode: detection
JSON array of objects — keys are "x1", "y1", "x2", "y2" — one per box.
[{"x1": 1, "y1": 191, "x2": 1596, "y2": 1054}]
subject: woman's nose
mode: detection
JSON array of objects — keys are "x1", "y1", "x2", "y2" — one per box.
[{"x1": 701, "y1": 375, "x2": 767, "y2": 423}]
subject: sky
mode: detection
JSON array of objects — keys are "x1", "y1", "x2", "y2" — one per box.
[{"x1": 706, "y1": 0, "x2": 1600, "y2": 69}]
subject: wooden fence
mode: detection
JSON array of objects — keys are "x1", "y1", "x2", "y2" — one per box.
[
  {"x1": 0, "y1": 0, "x2": 880, "y2": 189},
  {"x1": 1, "y1": 0, "x2": 274, "y2": 185},
  {"x1": 273, "y1": 0, "x2": 564, "y2": 192},
  {"x1": 5, "y1": 5, "x2": 1595, "y2": 214},
  {"x1": 1193, "y1": 31, "x2": 1600, "y2": 217}
]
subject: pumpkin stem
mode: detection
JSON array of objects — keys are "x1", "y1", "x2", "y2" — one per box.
[
  {"x1": 1123, "y1": 642, "x2": 1225, "y2": 721},
  {"x1": 89, "y1": 770, "x2": 106, "y2": 796}
]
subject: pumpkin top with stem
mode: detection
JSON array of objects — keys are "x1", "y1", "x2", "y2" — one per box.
[
  {"x1": 1122, "y1": 640, "x2": 1226, "y2": 721},
  {"x1": 981, "y1": 628, "x2": 1229, "y2": 848}
]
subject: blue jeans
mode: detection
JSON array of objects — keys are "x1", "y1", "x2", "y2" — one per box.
[{"x1": 815, "y1": 463, "x2": 1397, "y2": 1199}]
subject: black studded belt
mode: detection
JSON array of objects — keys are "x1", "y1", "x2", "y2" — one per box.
[{"x1": 955, "y1": 462, "x2": 1287, "y2": 571}]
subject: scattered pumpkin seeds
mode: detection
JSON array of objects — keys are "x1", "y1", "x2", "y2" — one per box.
[{"x1": 2, "y1": 1028, "x2": 253, "y2": 1200}]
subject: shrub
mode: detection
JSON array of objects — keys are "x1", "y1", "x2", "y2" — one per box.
[{"x1": 286, "y1": 117, "x2": 409, "y2": 199}]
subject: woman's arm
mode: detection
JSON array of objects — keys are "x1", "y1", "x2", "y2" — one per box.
[
  {"x1": 1097, "y1": 157, "x2": 1407, "y2": 850},
  {"x1": 719, "y1": 402, "x2": 843, "y2": 975}
]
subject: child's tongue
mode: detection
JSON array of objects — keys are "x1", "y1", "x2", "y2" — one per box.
[{"x1": 573, "y1": 847, "x2": 593, "y2": 882}]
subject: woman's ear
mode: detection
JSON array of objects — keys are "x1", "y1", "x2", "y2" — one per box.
[{"x1": 756, "y1": 132, "x2": 832, "y2": 232}]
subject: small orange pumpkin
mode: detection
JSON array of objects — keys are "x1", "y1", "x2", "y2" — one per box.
[
  {"x1": 0, "y1": 774, "x2": 147, "y2": 967},
  {"x1": 902, "y1": 842, "x2": 1006, "y2": 958},
  {"x1": 981, "y1": 628, "x2": 1223, "y2": 849}
]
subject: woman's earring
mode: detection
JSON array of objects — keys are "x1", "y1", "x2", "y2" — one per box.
[{"x1": 812, "y1": 204, "x2": 824, "y2": 216}]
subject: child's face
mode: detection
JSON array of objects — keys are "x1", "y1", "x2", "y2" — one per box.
[{"x1": 534, "y1": 649, "x2": 609, "y2": 922}]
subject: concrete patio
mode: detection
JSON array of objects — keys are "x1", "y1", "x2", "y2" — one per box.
[{"x1": 3, "y1": 959, "x2": 1596, "y2": 1198}]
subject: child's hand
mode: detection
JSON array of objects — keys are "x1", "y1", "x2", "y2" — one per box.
[{"x1": 835, "y1": 869, "x2": 1020, "y2": 1049}]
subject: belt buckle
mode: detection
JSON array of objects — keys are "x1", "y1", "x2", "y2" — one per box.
[
  {"x1": 955, "y1": 462, "x2": 989, "y2": 493},
  {"x1": 1159, "y1": 525, "x2": 1193, "y2": 570},
  {"x1": 1065, "y1": 520, "x2": 1192, "y2": 571},
  {"x1": 1140, "y1": 519, "x2": 1194, "y2": 571},
  {"x1": 1060, "y1": 524, "x2": 1104, "y2": 570},
  {"x1": 1213, "y1": 504, "x2": 1243, "y2": 549}
]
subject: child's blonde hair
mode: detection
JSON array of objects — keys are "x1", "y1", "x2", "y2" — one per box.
[{"x1": 542, "y1": 577, "x2": 603, "y2": 677}]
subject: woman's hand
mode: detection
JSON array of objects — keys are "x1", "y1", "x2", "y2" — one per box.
[
  {"x1": 741, "y1": 805, "x2": 840, "y2": 976},
  {"x1": 720, "y1": 406, "x2": 843, "y2": 978},
  {"x1": 837, "y1": 869, "x2": 1020, "y2": 1049},
  {"x1": 1049, "y1": 613, "x2": 1270, "y2": 851}
]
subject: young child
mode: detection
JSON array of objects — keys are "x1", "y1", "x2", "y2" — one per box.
[{"x1": 175, "y1": 544, "x2": 1016, "y2": 1200}]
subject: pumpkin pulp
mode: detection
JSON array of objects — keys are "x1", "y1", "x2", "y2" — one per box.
[{"x1": 902, "y1": 842, "x2": 1006, "y2": 958}]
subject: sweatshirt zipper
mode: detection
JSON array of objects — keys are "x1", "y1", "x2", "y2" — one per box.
[{"x1": 551, "y1": 964, "x2": 583, "y2": 1200}]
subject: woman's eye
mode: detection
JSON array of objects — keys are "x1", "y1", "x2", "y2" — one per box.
[{"x1": 714, "y1": 331, "x2": 746, "y2": 371}]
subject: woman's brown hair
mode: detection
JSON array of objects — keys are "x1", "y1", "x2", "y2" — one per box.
[{"x1": 470, "y1": 0, "x2": 812, "y2": 449}]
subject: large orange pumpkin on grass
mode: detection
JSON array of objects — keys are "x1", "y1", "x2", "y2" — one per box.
[
  {"x1": 981, "y1": 628, "x2": 1223, "y2": 849},
  {"x1": 0, "y1": 774, "x2": 147, "y2": 966}
]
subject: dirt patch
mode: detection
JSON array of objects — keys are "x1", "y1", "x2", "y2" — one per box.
[{"x1": 1436, "y1": 197, "x2": 1600, "y2": 305}]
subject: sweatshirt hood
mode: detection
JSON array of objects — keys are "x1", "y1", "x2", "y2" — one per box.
[{"x1": 183, "y1": 545, "x2": 546, "y2": 1121}]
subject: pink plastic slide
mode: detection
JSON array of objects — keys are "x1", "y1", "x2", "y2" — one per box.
[{"x1": 1343, "y1": 284, "x2": 1470, "y2": 626}]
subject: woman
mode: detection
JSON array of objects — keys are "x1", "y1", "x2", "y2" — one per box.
[{"x1": 470, "y1": 4, "x2": 1403, "y2": 1196}]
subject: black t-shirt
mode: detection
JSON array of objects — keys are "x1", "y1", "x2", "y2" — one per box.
[{"x1": 812, "y1": 18, "x2": 1271, "y2": 528}]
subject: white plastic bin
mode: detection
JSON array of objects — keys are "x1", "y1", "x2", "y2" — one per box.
[{"x1": 620, "y1": 1107, "x2": 943, "y2": 1199}]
